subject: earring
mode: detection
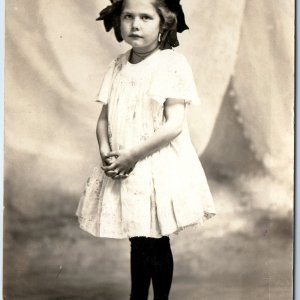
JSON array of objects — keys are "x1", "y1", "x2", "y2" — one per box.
[{"x1": 158, "y1": 32, "x2": 162, "y2": 43}]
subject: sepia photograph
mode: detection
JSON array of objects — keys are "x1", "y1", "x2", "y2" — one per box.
[{"x1": 4, "y1": 0, "x2": 294, "y2": 299}]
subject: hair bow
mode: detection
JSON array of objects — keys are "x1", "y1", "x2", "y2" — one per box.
[
  {"x1": 96, "y1": 0, "x2": 123, "y2": 41},
  {"x1": 165, "y1": 0, "x2": 189, "y2": 33}
]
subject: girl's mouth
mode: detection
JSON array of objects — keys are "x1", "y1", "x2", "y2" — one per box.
[{"x1": 129, "y1": 34, "x2": 142, "y2": 38}]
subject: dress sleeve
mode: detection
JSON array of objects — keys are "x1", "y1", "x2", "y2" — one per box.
[
  {"x1": 148, "y1": 52, "x2": 201, "y2": 106},
  {"x1": 95, "y1": 59, "x2": 117, "y2": 104}
]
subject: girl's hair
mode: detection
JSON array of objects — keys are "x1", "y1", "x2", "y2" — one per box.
[
  {"x1": 111, "y1": 0, "x2": 178, "y2": 50},
  {"x1": 152, "y1": 0, "x2": 178, "y2": 49}
]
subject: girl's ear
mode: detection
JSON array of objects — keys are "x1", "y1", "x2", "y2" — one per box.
[{"x1": 158, "y1": 12, "x2": 165, "y2": 30}]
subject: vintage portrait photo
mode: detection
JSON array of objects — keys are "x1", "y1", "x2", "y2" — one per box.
[{"x1": 4, "y1": 0, "x2": 294, "y2": 299}]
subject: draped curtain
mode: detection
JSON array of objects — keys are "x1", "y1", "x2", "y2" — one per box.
[{"x1": 5, "y1": 0, "x2": 294, "y2": 215}]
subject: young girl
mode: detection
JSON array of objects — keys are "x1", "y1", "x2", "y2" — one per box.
[{"x1": 76, "y1": 0, "x2": 216, "y2": 298}]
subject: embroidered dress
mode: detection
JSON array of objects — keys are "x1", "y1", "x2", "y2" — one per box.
[{"x1": 76, "y1": 49, "x2": 216, "y2": 239}]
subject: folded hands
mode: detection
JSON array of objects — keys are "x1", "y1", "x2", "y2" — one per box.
[{"x1": 101, "y1": 149, "x2": 137, "y2": 180}]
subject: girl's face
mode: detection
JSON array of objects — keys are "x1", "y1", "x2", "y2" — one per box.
[{"x1": 120, "y1": 0, "x2": 161, "y2": 52}]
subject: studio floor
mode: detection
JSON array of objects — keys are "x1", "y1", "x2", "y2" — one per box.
[{"x1": 4, "y1": 175, "x2": 293, "y2": 300}]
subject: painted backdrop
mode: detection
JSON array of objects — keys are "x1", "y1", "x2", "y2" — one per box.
[{"x1": 5, "y1": 1, "x2": 294, "y2": 299}]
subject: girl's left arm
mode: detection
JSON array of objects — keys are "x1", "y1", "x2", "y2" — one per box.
[{"x1": 102, "y1": 99, "x2": 185, "y2": 175}]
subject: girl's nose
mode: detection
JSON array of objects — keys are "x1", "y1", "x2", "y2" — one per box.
[{"x1": 132, "y1": 17, "x2": 141, "y2": 30}]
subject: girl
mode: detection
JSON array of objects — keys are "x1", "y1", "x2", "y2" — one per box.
[{"x1": 76, "y1": 0, "x2": 216, "y2": 299}]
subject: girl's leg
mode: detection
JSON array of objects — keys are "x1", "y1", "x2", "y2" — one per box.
[
  {"x1": 150, "y1": 236, "x2": 174, "y2": 300},
  {"x1": 129, "y1": 237, "x2": 151, "y2": 300}
]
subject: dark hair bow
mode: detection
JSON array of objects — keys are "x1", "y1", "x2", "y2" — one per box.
[
  {"x1": 96, "y1": 0, "x2": 123, "y2": 41},
  {"x1": 165, "y1": 0, "x2": 189, "y2": 33}
]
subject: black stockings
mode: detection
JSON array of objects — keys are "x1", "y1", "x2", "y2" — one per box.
[{"x1": 129, "y1": 236, "x2": 173, "y2": 300}]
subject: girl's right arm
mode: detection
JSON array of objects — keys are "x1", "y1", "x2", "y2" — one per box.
[
  {"x1": 96, "y1": 104, "x2": 111, "y2": 165},
  {"x1": 97, "y1": 105, "x2": 123, "y2": 178}
]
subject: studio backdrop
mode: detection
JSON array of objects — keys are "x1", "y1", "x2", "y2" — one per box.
[{"x1": 4, "y1": 1, "x2": 294, "y2": 299}]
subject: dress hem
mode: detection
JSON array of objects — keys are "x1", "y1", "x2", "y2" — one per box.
[{"x1": 76, "y1": 212, "x2": 216, "y2": 240}]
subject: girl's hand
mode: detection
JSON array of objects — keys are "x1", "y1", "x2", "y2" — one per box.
[
  {"x1": 101, "y1": 153, "x2": 117, "y2": 167},
  {"x1": 101, "y1": 153, "x2": 120, "y2": 178},
  {"x1": 101, "y1": 149, "x2": 137, "y2": 180}
]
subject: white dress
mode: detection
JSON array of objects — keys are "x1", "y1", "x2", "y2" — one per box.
[{"x1": 76, "y1": 49, "x2": 216, "y2": 239}]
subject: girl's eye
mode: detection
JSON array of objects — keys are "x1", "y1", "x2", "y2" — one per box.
[
  {"x1": 123, "y1": 14, "x2": 133, "y2": 20},
  {"x1": 141, "y1": 15, "x2": 151, "y2": 21}
]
